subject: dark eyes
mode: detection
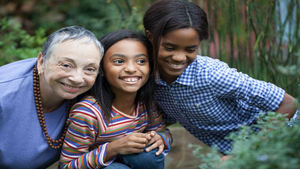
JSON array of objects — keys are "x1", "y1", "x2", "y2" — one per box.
[
  {"x1": 186, "y1": 48, "x2": 197, "y2": 53},
  {"x1": 86, "y1": 67, "x2": 97, "y2": 72},
  {"x1": 60, "y1": 63, "x2": 72, "y2": 70},
  {"x1": 59, "y1": 62, "x2": 97, "y2": 75},
  {"x1": 112, "y1": 58, "x2": 147, "y2": 64},
  {"x1": 164, "y1": 47, "x2": 174, "y2": 51},
  {"x1": 136, "y1": 59, "x2": 147, "y2": 64},
  {"x1": 113, "y1": 59, "x2": 124, "y2": 64}
]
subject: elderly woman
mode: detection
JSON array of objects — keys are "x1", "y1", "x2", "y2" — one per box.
[{"x1": 0, "y1": 26, "x2": 104, "y2": 169}]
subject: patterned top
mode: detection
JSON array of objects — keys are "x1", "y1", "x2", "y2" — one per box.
[
  {"x1": 59, "y1": 96, "x2": 172, "y2": 169},
  {"x1": 154, "y1": 56, "x2": 285, "y2": 154}
]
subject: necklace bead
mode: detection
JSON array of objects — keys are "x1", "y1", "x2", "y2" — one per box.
[{"x1": 33, "y1": 67, "x2": 69, "y2": 149}]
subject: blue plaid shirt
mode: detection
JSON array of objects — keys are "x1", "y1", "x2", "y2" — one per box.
[{"x1": 154, "y1": 56, "x2": 285, "y2": 154}]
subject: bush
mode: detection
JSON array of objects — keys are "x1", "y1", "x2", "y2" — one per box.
[
  {"x1": 192, "y1": 111, "x2": 300, "y2": 169},
  {"x1": 0, "y1": 18, "x2": 46, "y2": 66}
]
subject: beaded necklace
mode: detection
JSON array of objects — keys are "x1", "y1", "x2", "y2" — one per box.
[{"x1": 33, "y1": 67, "x2": 69, "y2": 149}]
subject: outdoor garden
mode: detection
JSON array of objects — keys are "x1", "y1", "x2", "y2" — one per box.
[{"x1": 0, "y1": 0, "x2": 299, "y2": 168}]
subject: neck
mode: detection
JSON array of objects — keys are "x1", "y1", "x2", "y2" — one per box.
[
  {"x1": 112, "y1": 93, "x2": 136, "y2": 115},
  {"x1": 39, "y1": 75, "x2": 64, "y2": 113}
]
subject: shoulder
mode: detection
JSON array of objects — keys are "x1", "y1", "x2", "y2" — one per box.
[
  {"x1": 180, "y1": 56, "x2": 228, "y2": 87},
  {"x1": 194, "y1": 56, "x2": 229, "y2": 71},
  {"x1": 0, "y1": 59, "x2": 36, "y2": 103},
  {"x1": 69, "y1": 96, "x2": 106, "y2": 123},
  {"x1": 0, "y1": 58, "x2": 36, "y2": 83}
]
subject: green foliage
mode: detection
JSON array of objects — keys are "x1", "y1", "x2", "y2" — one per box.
[
  {"x1": 0, "y1": 18, "x2": 46, "y2": 66},
  {"x1": 22, "y1": 0, "x2": 149, "y2": 38},
  {"x1": 193, "y1": 112, "x2": 300, "y2": 169}
]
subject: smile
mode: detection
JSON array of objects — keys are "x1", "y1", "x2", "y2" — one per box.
[
  {"x1": 167, "y1": 62, "x2": 187, "y2": 70},
  {"x1": 120, "y1": 77, "x2": 141, "y2": 84},
  {"x1": 60, "y1": 82, "x2": 82, "y2": 92}
]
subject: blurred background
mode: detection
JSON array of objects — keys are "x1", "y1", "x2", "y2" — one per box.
[
  {"x1": 0, "y1": 0, "x2": 299, "y2": 168},
  {"x1": 0, "y1": 0, "x2": 298, "y2": 99}
]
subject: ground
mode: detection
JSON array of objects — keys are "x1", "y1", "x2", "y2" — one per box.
[{"x1": 48, "y1": 126, "x2": 210, "y2": 169}]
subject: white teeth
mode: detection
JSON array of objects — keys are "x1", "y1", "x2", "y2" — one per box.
[
  {"x1": 123, "y1": 77, "x2": 139, "y2": 82},
  {"x1": 63, "y1": 83, "x2": 80, "y2": 89},
  {"x1": 169, "y1": 63, "x2": 185, "y2": 69}
]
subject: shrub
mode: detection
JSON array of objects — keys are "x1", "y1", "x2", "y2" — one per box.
[
  {"x1": 0, "y1": 18, "x2": 46, "y2": 66},
  {"x1": 193, "y1": 111, "x2": 300, "y2": 169}
]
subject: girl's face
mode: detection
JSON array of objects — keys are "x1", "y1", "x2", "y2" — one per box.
[
  {"x1": 103, "y1": 39, "x2": 150, "y2": 96},
  {"x1": 157, "y1": 28, "x2": 200, "y2": 83}
]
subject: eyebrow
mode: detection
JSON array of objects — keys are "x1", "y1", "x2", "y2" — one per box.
[
  {"x1": 162, "y1": 42, "x2": 198, "y2": 48},
  {"x1": 110, "y1": 53, "x2": 148, "y2": 58},
  {"x1": 60, "y1": 57, "x2": 98, "y2": 66}
]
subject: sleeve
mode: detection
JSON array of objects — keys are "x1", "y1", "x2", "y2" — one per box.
[
  {"x1": 207, "y1": 59, "x2": 285, "y2": 112},
  {"x1": 144, "y1": 106, "x2": 173, "y2": 153},
  {"x1": 162, "y1": 111, "x2": 177, "y2": 125},
  {"x1": 59, "y1": 101, "x2": 114, "y2": 169}
]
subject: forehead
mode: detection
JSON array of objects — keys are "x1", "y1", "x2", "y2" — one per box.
[
  {"x1": 161, "y1": 28, "x2": 200, "y2": 46},
  {"x1": 105, "y1": 39, "x2": 147, "y2": 57},
  {"x1": 48, "y1": 38, "x2": 101, "y2": 63}
]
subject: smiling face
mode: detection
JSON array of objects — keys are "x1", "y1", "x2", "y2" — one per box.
[
  {"x1": 102, "y1": 39, "x2": 150, "y2": 97},
  {"x1": 157, "y1": 28, "x2": 200, "y2": 83},
  {"x1": 37, "y1": 38, "x2": 101, "y2": 102}
]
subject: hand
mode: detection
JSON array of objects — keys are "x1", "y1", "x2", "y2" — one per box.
[
  {"x1": 109, "y1": 133, "x2": 149, "y2": 155},
  {"x1": 145, "y1": 131, "x2": 165, "y2": 155},
  {"x1": 221, "y1": 155, "x2": 232, "y2": 161}
]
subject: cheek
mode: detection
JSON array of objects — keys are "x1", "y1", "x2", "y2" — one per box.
[
  {"x1": 188, "y1": 52, "x2": 198, "y2": 61},
  {"x1": 85, "y1": 75, "x2": 98, "y2": 86}
]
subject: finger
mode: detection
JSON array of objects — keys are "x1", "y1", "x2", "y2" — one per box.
[
  {"x1": 146, "y1": 134, "x2": 161, "y2": 146},
  {"x1": 126, "y1": 140, "x2": 148, "y2": 149},
  {"x1": 155, "y1": 144, "x2": 164, "y2": 156},
  {"x1": 150, "y1": 131, "x2": 156, "y2": 137},
  {"x1": 127, "y1": 133, "x2": 148, "y2": 144},
  {"x1": 145, "y1": 133, "x2": 152, "y2": 141},
  {"x1": 145, "y1": 142, "x2": 158, "y2": 152}
]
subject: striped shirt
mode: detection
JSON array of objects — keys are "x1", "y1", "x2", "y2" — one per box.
[
  {"x1": 155, "y1": 55, "x2": 285, "y2": 154},
  {"x1": 59, "y1": 96, "x2": 172, "y2": 169}
]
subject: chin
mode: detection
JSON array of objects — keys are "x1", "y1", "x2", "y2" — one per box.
[{"x1": 60, "y1": 92, "x2": 83, "y2": 100}]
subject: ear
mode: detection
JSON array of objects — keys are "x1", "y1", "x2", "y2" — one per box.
[
  {"x1": 145, "y1": 30, "x2": 153, "y2": 42},
  {"x1": 37, "y1": 52, "x2": 45, "y2": 74}
]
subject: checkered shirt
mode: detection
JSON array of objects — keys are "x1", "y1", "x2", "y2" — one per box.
[{"x1": 154, "y1": 56, "x2": 285, "y2": 154}]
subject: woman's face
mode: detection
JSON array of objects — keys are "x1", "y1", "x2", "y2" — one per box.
[
  {"x1": 103, "y1": 39, "x2": 150, "y2": 97},
  {"x1": 37, "y1": 38, "x2": 101, "y2": 101},
  {"x1": 157, "y1": 28, "x2": 200, "y2": 83}
]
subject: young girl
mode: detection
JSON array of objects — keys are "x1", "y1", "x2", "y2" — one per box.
[
  {"x1": 143, "y1": 0, "x2": 297, "y2": 156},
  {"x1": 59, "y1": 30, "x2": 172, "y2": 169}
]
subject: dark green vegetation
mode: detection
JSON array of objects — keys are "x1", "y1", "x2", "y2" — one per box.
[{"x1": 193, "y1": 112, "x2": 300, "y2": 169}]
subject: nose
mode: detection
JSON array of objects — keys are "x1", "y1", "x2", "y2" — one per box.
[
  {"x1": 124, "y1": 61, "x2": 137, "y2": 73},
  {"x1": 171, "y1": 52, "x2": 186, "y2": 62},
  {"x1": 68, "y1": 69, "x2": 84, "y2": 84}
]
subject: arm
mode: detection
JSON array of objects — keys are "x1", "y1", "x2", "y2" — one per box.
[
  {"x1": 59, "y1": 103, "x2": 113, "y2": 169},
  {"x1": 275, "y1": 93, "x2": 297, "y2": 119},
  {"x1": 208, "y1": 59, "x2": 289, "y2": 114}
]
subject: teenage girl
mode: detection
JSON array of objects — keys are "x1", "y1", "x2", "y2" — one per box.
[
  {"x1": 143, "y1": 0, "x2": 297, "y2": 156},
  {"x1": 59, "y1": 30, "x2": 172, "y2": 169}
]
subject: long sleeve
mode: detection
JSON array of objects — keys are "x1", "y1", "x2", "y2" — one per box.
[
  {"x1": 208, "y1": 59, "x2": 285, "y2": 112},
  {"x1": 59, "y1": 100, "x2": 113, "y2": 169},
  {"x1": 144, "y1": 108, "x2": 173, "y2": 152}
]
